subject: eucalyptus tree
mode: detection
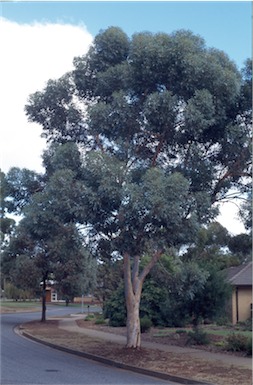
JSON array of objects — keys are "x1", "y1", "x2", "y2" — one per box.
[
  {"x1": 1, "y1": 144, "x2": 96, "y2": 321},
  {"x1": 25, "y1": 27, "x2": 251, "y2": 347}
]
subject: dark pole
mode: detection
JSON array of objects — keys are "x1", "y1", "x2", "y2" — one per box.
[
  {"x1": 235, "y1": 287, "x2": 239, "y2": 323},
  {"x1": 41, "y1": 277, "x2": 47, "y2": 322}
]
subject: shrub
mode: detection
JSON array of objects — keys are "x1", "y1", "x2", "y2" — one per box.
[
  {"x1": 103, "y1": 285, "x2": 126, "y2": 327},
  {"x1": 215, "y1": 316, "x2": 231, "y2": 326},
  {"x1": 246, "y1": 337, "x2": 252, "y2": 356},
  {"x1": 84, "y1": 314, "x2": 95, "y2": 321},
  {"x1": 187, "y1": 327, "x2": 210, "y2": 345},
  {"x1": 237, "y1": 319, "x2": 252, "y2": 331},
  {"x1": 226, "y1": 333, "x2": 252, "y2": 355},
  {"x1": 140, "y1": 316, "x2": 152, "y2": 333},
  {"x1": 95, "y1": 316, "x2": 107, "y2": 325},
  {"x1": 214, "y1": 341, "x2": 226, "y2": 349},
  {"x1": 140, "y1": 279, "x2": 168, "y2": 326},
  {"x1": 160, "y1": 297, "x2": 190, "y2": 327}
]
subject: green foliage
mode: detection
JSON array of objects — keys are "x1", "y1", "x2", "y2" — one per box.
[
  {"x1": 228, "y1": 233, "x2": 252, "y2": 261},
  {"x1": 1, "y1": 144, "x2": 97, "y2": 320},
  {"x1": 184, "y1": 222, "x2": 231, "y2": 268},
  {"x1": 8, "y1": 26, "x2": 252, "y2": 342},
  {"x1": 150, "y1": 258, "x2": 231, "y2": 327},
  {"x1": 140, "y1": 316, "x2": 152, "y2": 333},
  {"x1": 85, "y1": 314, "x2": 95, "y2": 321},
  {"x1": 159, "y1": 296, "x2": 190, "y2": 328},
  {"x1": 140, "y1": 279, "x2": 168, "y2": 326},
  {"x1": 246, "y1": 338, "x2": 252, "y2": 356},
  {"x1": 0, "y1": 170, "x2": 16, "y2": 247},
  {"x1": 4, "y1": 282, "x2": 35, "y2": 301},
  {"x1": 94, "y1": 316, "x2": 107, "y2": 325},
  {"x1": 102, "y1": 257, "x2": 230, "y2": 330},
  {"x1": 187, "y1": 327, "x2": 210, "y2": 345},
  {"x1": 10, "y1": 254, "x2": 41, "y2": 291},
  {"x1": 26, "y1": 27, "x2": 251, "y2": 212},
  {"x1": 157, "y1": 262, "x2": 210, "y2": 326},
  {"x1": 103, "y1": 285, "x2": 127, "y2": 327},
  {"x1": 215, "y1": 316, "x2": 231, "y2": 327},
  {"x1": 95, "y1": 259, "x2": 124, "y2": 303},
  {"x1": 239, "y1": 197, "x2": 252, "y2": 232},
  {"x1": 225, "y1": 333, "x2": 252, "y2": 355},
  {"x1": 236, "y1": 319, "x2": 252, "y2": 332},
  {"x1": 42, "y1": 142, "x2": 83, "y2": 177},
  {"x1": 187, "y1": 267, "x2": 231, "y2": 325},
  {"x1": 4, "y1": 167, "x2": 43, "y2": 215}
]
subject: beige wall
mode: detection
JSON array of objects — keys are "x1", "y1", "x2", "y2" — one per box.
[{"x1": 231, "y1": 286, "x2": 252, "y2": 324}]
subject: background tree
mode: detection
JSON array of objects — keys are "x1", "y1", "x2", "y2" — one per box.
[
  {"x1": 0, "y1": 170, "x2": 16, "y2": 246},
  {"x1": 1, "y1": 144, "x2": 96, "y2": 321},
  {"x1": 238, "y1": 193, "x2": 252, "y2": 232},
  {"x1": 4, "y1": 167, "x2": 44, "y2": 215},
  {"x1": 228, "y1": 233, "x2": 252, "y2": 263},
  {"x1": 103, "y1": 253, "x2": 231, "y2": 328},
  {"x1": 25, "y1": 27, "x2": 251, "y2": 347},
  {"x1": 184, "y1": 221, "x2": 252, "y2": 267}
]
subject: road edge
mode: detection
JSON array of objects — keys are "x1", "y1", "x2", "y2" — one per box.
[{"x1": 16, "y1": 327, "x2": 213, "y2": 385}]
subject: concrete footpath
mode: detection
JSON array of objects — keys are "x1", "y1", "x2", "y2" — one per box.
[{"x1": 58, "y1": 315, "x2": 252, "y2": 370}]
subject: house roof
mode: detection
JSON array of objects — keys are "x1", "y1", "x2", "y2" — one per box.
[{"x1": 225, "y1": 262, "x2": 252, "y2": 286}]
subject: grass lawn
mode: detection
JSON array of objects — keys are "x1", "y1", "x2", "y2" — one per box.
[
  {"x1": 0, "y1": 300, "x2": 41, "y2": 308},
  {"x1": 0, "y1": 300, "x2": 98, "y2": 310}
]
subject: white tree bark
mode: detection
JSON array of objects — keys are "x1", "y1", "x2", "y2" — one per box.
[{"x1": 123, "y1": 250, "x2": 163, "y2": 348}]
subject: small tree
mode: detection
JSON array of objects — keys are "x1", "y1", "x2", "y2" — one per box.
[{"x1": 2, "y1": 144, "x2": 96, "y2": 321}]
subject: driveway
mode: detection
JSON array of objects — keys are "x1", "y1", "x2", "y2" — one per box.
[{"x1": 1, "y1": 306, "x2": 177, "y2": 385}]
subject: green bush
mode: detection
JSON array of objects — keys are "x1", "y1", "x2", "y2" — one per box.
[
  {"x1": 140, "y1": 279, "x2": 168, "y2": 326},
  {"x1": 140, "y1": 316, "x2": 152, "y2": 333},
  {"x1": 103, "y1": 285, "x2": 126, "y2": 327},
  {"x1": 237, "y1": 319, "x2": 252, "y2": 331},
  {"x1": 246, "y1": 337, "x2": 252, "y2": 356},
  {"x1": 187, "y1": 327, "x2": 210, "y2": 345},
  {"x1": 214, "y1": 340, "x2": 226, "y2": 349},
  {"x1": 84, "y1": 314, "x2": 95, "y2": 321},
  {"x1": 215, "y1": 316, "x2": 231, "y2": 326},
  {"x1": 95, "y1": 316, "x2": 107, "y2": 325},
  {"x1": 160, "y1": 297, "x2": 190, "y2": 327},
  {"x1": 226, "y1": 333, "x2": 252, "y2": 355}
]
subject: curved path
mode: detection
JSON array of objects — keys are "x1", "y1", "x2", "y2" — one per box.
[{"x1": 1, "y1": 306, "x2": 174, "y2": 385}]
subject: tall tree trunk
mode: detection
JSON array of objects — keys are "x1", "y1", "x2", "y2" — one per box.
[
  {"x1": 41, "y1": 277, "x2": 47, "y2": 322},
  {"x1": 125, "y1": 292, "x2": 141, "y2": 348},
  {"x1": 123, "y1": 250, "x2": 163, "y2": 348}
]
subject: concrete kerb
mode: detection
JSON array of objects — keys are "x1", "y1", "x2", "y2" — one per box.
[{"x1": 17, "y1": 328, "x2": 213, "y2": 385}]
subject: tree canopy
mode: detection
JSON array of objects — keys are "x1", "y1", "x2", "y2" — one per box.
[
  {"x1": 1, "y1": 145, "x2": 96, "y2": 320},
  {"x1": 21, "y1": 27, "x2": 252, "y2": 346}
]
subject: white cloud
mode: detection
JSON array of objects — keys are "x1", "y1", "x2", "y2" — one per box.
[
  {"x1": 217, "y1": 201, "x2": 246, "y2": 235},
  {"x1": 0, "y1": 17, "x2": 93, "y2": 173}
]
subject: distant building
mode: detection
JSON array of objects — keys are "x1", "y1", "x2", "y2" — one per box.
[
  {"x1": 40, "y1": 280, "x2": 61, "y2": 303},
  {"x1": 224, "y1": 262, "x2": 252, "y2": 324}
]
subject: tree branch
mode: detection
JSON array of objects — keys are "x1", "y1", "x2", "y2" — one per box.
[
  {"x1": 139, "y1": 249, "x2": 163, "y2": 285},
  {"x1": 123, "y1": 252, "x2": 133, "y2": 302},
  {"x1": 132, "y1": 255, "x2": 140, "y2": 294}
]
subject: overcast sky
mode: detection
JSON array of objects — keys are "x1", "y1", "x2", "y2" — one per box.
[{"x1": 0, "y1": 1, "x2": 251, "y2": 234}]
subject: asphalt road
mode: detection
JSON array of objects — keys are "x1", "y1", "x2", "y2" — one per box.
[{"x1": 1, "y1": 306, "x2": 176, "y2": 385}]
